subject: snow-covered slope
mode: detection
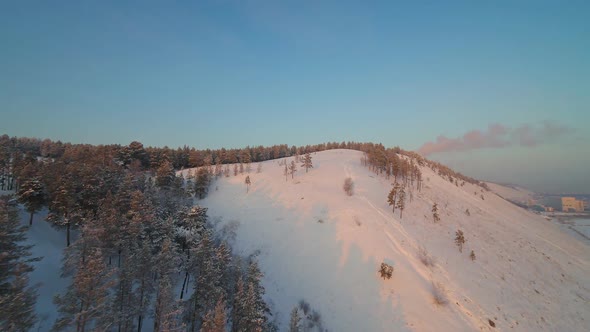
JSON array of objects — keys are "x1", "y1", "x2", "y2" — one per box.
[
  {"x1": 183, "y1": 149, "x2": 590, "y2": 331},
  {"x1": 486, "y1": 182, "x2": 536, "y2": 206}
]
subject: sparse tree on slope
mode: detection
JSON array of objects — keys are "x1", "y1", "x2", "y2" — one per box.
[
  {"x1": 283, "y1": 162, "x2": 288, "y2": 182},
  {"x1": 245, "y1": 176, "x2": 251, "y2": 193},
  {"x1": 455, "y1": 230, "x2": 465, "y2": 253},
  {"x1": 343, "y1": 177, "x2": 354, "y2": 196},
  {"x1": 215, "y1": 161, "x2": 223, "y2": 178},
  {"x1": 289, "y1": 161, "x2": 297, "y2": 179},
  {"x1": 387, "y1": 183, "x2": 399, "y2": 213},
  {"x1": 432, "y1": 203, "x2": 440, "y2": 223},
  {"x1": 0, "y1": 201, "x2": 39, "y2": 332},
  {"x1": 396, "y1": 185, "x2": 406, "y2": 219},
  {"x1": 301, "y1": 153, "x2": 313, "y2": 173}
]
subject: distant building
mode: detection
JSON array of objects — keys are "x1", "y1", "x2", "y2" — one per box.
[{"x1": 562, "y1": 197, "x2": 584, "y2": 212}]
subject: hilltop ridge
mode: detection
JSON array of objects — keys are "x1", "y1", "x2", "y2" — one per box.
[{"x1": 182, "y1": 149, "x2": 589, "y2": 331}]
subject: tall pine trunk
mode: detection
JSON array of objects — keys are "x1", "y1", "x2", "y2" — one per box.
[
  {"x1": 180, "y1": 271, "x2": 188, "y2": 300},
  {"x1": 67, "y1": 221, "x2": 71, "y2": 247},
  {"x1": 137, "y1": 280, "x2": 144, "y2": 332}
]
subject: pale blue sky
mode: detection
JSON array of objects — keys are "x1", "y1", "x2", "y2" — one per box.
[{"x1": 1, "y1": 1, "x2": 588, "y2": 192}]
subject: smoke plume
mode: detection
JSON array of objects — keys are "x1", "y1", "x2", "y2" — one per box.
[{"x1": 417, "y1": 122, "x2": 571, "y2": 156}]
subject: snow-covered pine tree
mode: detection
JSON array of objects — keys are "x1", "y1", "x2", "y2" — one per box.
[
  {"x1": 245, "y1": 176, "x2": 251, "y2": 193},
  {"x1": 133, "y1": 237, "x2": 156, "y2": 332},
  {"x1": 432, "y1": 203, "x2": 440, "y2": 223},
  {"x1": 387, "y1": 183, "x2": 398, "y2": 213},
  {"x1": 53, "y1": 247, "x2": 114, "y2": 332},
  {"x1": 301, "y1": 153, "x2": 313, "y2": 173},
  {"x1": 288, "y1": 307, "x2": 301, "y2": 332},
  {"x1": 244, "y1": 261, "x2": 270, "y2": 331},
  {"x1": 153, "y1": 238, "x2": 181, "y2": 331},
  {"x1": 195, "y1": 167, "x2": 211, "y2": 199},
  {"x1": 186, "y1": 230, "x2": 227, "y2": 331},
  {"x1": 156, "y1": 160, "x2": 175, "y2": 188},
  {"x1": 396, "y1": 185, "x2": 406, "y2": 219},
  {"x1": 200, "y1": 298, "x2": 227, "y2": 332},
  {"x1": 215, "y1": 161, "x2": 223, "y2": 178},
  {"x1": 0, "y1": 200, "x2": 39, "y2": 331},
  {"x1": 283, "y1": 162, "x2": 288, "y2": 182},
  {"x1": 231, "y1": 276, "x2": 247, "y2": 332},
  {"x1": 17, "y1": 177, "x2": 45, "y2": 225},
  {"x1": 288, "y1": 161, "x2": 297, "y2": 179}
]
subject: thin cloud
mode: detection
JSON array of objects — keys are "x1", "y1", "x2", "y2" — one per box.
[{"x1": 417, "y1": 122, "x2": 573, "y2": 156}]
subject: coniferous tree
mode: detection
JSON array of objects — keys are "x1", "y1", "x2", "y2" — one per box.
[
  {"x1": 288, "y1": 307, "x2": 301, "y2": 332},
  {"x1": 245, "y1": 176, "x2": 251, "y2": 193},
  {"x1": 432, "y1": 203, "x2": 440, "y2": 223},
  {"x1": 455, "y1": 230, "x2": 465, "y2": 253},
  {"x1": 186, "y1": 230, "x2": 228, "y2": 332},
  {"x1": 387, "y1": 183, "x2": 399, "y2": 213},
  {"x1": 156, "y1": 160, "x2": 175, "y2": 188},
  {"x1": 134, "y1": 237, "x2": 156, "y2": 332},
  {"x1": 288, "y1": 161, "x2": 297, "y2": 179},
  {"x1": 396, "y1": 186, "x2": 406, "y2": 219},
  {"x1": 53, "y1": 247, "x2": 114, "y2": 332},
  {"x1": 301, "y1": 153, "x2": 313, "y2": 173},
  {"x1": 283, "y1": 162, "x2": 288, "y2": 182},
  {"x1": 153, "y1": 238, "x2": 181, "y2": 332},
  {"x1": 215, "y1": 161, "x2": 223, "y2": 178},
  {"x1": 231, "y1": 277, "x2": 247, "y2": 332},
  {"x1": 0, "y1": 201, "x2": 39, "y2": 332},
  {"x1": 17, "y1": 177, "x2": 45, "y2": 225},
  {"x1": 195, "y1": 168, "x2": 211, "y2": 199},
  {"x1": 200, "y1": 298, "x2": 227, "y2": 332}
]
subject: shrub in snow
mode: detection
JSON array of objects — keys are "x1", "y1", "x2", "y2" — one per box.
[
  {"x1": 432, "y1": 281, "x2": 448, "y2": 306},
  {"x1": 379, "y1": 262, "x2": 394, "y2": 279},
  {"x1": 343, "y1": 177, "x2": 354, "y2": 196},
  {"x1": 418, "y1": 246, "x2": 435, "y2": 267},
  {"x1": 470, "y1": 250, "x2": 476, "y2": 261}
]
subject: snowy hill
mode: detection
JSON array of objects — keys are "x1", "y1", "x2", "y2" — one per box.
[
  {"x1": 485, "y1": 182, "x2": 536, "y2": 206},
  {"x1": 181, "y1": 149, "x2": 590, "y2": 331}
]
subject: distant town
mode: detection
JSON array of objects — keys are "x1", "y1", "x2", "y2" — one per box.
[{"x1": 506, "y1": 194, "x2": 589, "y2": 216}]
